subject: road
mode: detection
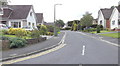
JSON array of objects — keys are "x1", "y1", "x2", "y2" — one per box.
[{"x1": 4, "y1": 31, "x2": 118, "y2": 64}]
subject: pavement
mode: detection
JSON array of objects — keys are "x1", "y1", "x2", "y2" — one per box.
[
  {"x1": 80, "y1": 31, "x2": 119, "y2": 45},
  {"x1": 3, "y1": 31, "x2": 118, "y2": 64},
  {"x1": 1, "y1": 32, "x2": 65, "y2": 61}
]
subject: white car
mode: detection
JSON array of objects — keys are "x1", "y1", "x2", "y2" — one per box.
[{"x1": 0, "y1": 24, "x2": 8, "y2": 30}]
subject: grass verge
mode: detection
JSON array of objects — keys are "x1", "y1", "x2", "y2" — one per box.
[
  {"x1": 90, "y1": 30, "x2": 111, "y2": 34},
  {"x1": 99, "y1": 33, "x2": 120, "y2": 38}
]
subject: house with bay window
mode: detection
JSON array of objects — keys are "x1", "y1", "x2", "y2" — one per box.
[{"x1": 0, "y1": 5, "x2": 37, "y2": 29}]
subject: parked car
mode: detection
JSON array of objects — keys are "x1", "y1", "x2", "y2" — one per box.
[
  {"x1": 22, "y1": 26, "x2": 34, "y2": 31},
  {"x1": 0, "y1": 24, "x2": 8, "y2": 30}
]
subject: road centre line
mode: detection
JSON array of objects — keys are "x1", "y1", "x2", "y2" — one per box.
[{"x1": 82, "y1": 45, "x2": 86, "y2": 56}]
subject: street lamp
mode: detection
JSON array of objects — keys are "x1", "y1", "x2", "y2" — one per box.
[{"x1": 54, "y1": 4, "x2": 62, "y2": 36}]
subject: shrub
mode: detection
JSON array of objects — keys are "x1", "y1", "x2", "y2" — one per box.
[
  {"x1": 9, "y1": 37, "x2": 27, "y2": 48},
  {"x1": 46, "y1": 25, "x2": 54, "y2": 32},
  {"x1": 2, "y1": 29, "x2": 8, "y2": 35},
  {"x1": 97, "y1": 25, "x2": 101, "y2": 33},
  {"x1": 30, "y1": 29, "x2": 41, "y2": 38},
  {"x1": 90, "y1": 24, "x2": 98, "y2": 28},
  {"x1": 0, "y1": 36, "x2": 9, "y2": 40},
  {"x1": 99, "y1": 25, "x2": 103, "y2": 30},
  {"x1": 40, "y1": 25, "x2": 48, "y2": 35},
  {"x1": 37, "y1": 25, "x2": 41, "y2": 30},
  {"x1": 46, "y1": 32, "x2": 54, "y2": 36},
  {"x1": 15, "y1": 28, "x2": 28, "y2": 38},
  {"x1": 61, "y1": 27, "x2": 71, "y2": 30}
]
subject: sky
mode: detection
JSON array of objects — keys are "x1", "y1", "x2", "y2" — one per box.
[{"x1": 9, "y1": 0, "x2": 119, "y2": 23}]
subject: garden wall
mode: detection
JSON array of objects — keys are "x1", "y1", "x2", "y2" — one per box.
[
  {"x1": 25, "y1": 37, "x2": 46, "y2": 44},
  {"x1": 2, "y1": 37, "x2": 47, "y2": 50},
  {"x1": 2, "y1": 40, "x2": 10, "y2": 50}
]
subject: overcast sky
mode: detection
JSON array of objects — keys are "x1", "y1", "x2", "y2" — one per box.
[{"x1": 9, "y1": 0, "x2": 119, "y2": 23}]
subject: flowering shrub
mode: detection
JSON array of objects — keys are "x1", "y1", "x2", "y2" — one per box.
[{"x1": 8, "y1": 28, "x2": 30, "y2": 38}]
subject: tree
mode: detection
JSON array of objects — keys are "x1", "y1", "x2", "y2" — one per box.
[
  {"x1": 67, "y1": 20, "x2": 80, "y2": 27},
  {"x1": 67, "y1": 21, "x2": 73, "y2": 27},
  {"x1": 71, "y1": 21, "x2": 77, "y2": 31},
  {"x1": 80, "y1": 12, "x2": 93, "y2": 27},
  {"x1": 56, "y1": 19, "x2": 65, "y2": 28}
]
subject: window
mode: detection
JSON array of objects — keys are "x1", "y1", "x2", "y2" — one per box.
[
  {"x1": 29, "y1": 22, "x2": 31, "y2": 26},
  {"x1": 118, "y1": 19, "x2": 120, "y2": 25},
  {"x1": 32, "y1": 23, "x2": 34, "y2": 26},
  {"x1": 100, "y1": 20, "x2": 102, "y2": 25},
  {"x1": 11, "y1": 22, "x2": 21, "y2": 28},
  {"x1": 30, "y1": 12, "x2": 32, "y2": 16},
  {"x1": 112, "y1": 20, "x2": 115, "y2": 25}
]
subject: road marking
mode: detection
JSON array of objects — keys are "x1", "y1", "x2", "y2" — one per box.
[
  {"x1": 77, "y1": 32, "x2": 119, "y2": 47},
  {"x1": 2, "y1": 32, "x2": 67, "y2": 64},
  {"x1": 61, "y1": 32, "x2": 66, "y2": 44},
  {"x1": 82, "y1": 45, "x2": 86, "y2": 56},
  {"x1": 3, "y1": 44, "x2": 66, "y2": 64}
]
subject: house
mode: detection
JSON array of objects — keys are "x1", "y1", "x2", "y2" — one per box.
[
  {"x1": 35, "y1": 13, "x2": 44, "y2": 25},
  {"x1": 109, "y1": 5, "x2": 120, "y2": 30},
  {"x1": 0, "y1": 5, "x2": 37, "y2": 29},
  {"x1": 44, "y1": 22, "x2": 54, "y2": 26},
  {"x1": 98, "y1": 7, "x2": 113, "y2": 29},
  {"x1": 92, "y1": 19, "x2": 98, "y2": 25}
]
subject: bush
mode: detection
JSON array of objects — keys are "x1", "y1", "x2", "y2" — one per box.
[
  {"x1": 2, "y1": 29, "x2": 8, "y2": 35},
  {"x1": 15, "y1": 28, "x2": 28, "y2": 38},
  {"x1": 0, "y1": 36, "x2": 9, "y2": 40},
  {"x1": 46, "y1": 32, "x2": 54, "y2": 36},
  {"x1": 100, "y1": 25, "x2": 103, "y2": 30},
  {"x1": 8, "y1": 28, "x2": 27, "y2": 35},
  {"x1": 40, "y1": 25, "x2": 48, "y2": 35},
  {"x1": 9, "y1": 37, "x2": 27, "y2": 48},
  {"x1": 90, "y1": 24, "x2": 98, "y2": 28},
  {"x1": 46, "y1": 25, "x2": 54, "y2": 32},
  {"x1": 30, "y1": 29, "x2": 41, "y2": 38},
  {"x1": 97, "y1": 25, "x2": 101, "y2": 33},
  {"x1": 61, "y1": 27, "x2": 71, "y2": 30}
]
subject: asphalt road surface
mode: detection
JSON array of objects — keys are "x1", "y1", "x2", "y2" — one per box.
[{"x1": 8, "y1": 31, "x2": 118, "y2": 64}]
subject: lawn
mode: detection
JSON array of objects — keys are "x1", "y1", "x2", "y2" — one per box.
[
  {"x1": 90, "y1": 30, "x2": 112, "y2": 34},
  {"x1": 99, "y1": 33, "x2": 120, "y2": 38}
]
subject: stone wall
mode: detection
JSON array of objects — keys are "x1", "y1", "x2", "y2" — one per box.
[{"x1": 2, "y1": 37, "x2": 47, "y2": 50}]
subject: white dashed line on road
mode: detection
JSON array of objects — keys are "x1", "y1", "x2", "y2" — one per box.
[{"x1": 82, "y1": 45, "x2": 86, "y2": 56}]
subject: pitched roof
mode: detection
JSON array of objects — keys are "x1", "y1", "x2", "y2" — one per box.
[
  {"x1": 36, "y1": 13, "x2": 43, "y2": 23},
  {"x1": 2, "y1": 5, "x2": 32, "y2": 19},
  {"x1": 117, "y1": 5, "x2": 120, "y2": 13},
  {"x1": 100, "y1": 8, "x2": 113, "y2": 19},
  {"x1": 2, "y1": 8, "x2": 12, "y2": 18},
  {"x1": 9, "y1": 5, "x2": 32, "y2": 19}
]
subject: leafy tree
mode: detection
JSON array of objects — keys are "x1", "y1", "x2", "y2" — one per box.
[
  {"x1": 56, "y1": 19, "x2": 65, "y2": 28},
  {"x1": 67, "y1": 20, "x2": 80, "y2": 27},
  {"x1": 71, "y1": 21, "x2": 77, "y2": 31},
  {"x1": 80, "y1": 12, "x2": 93, "y2": 27},
  {"x1": 67, "y1": 21, "x2": 73, "y2": 27}
]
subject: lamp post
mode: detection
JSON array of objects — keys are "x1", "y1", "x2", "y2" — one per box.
[{"x1": 54, "y1": 4, "x2": 62, "y2": 36}]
